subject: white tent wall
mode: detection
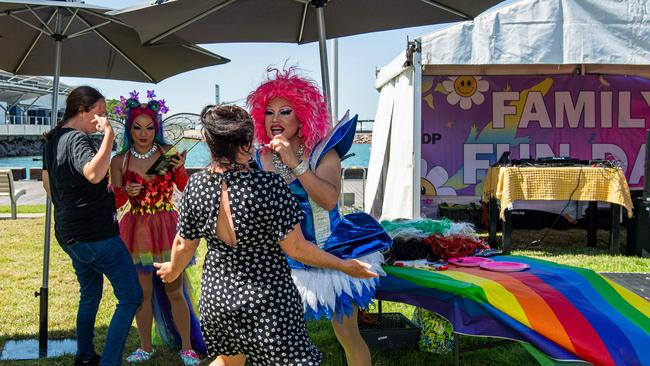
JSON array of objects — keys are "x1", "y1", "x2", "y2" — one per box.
[
  {"x1": 366, "y1": 0, "x2": 650, "y2": 220},
  {"x1": 365, "y1": 49, "x2": 422, "y2": 219},
  {"x1": 364, "y1": 76, "x2": 394, "y2": 218},
  {"x1": 421, "y1": 0, "x2": 650, "y2": 70}
]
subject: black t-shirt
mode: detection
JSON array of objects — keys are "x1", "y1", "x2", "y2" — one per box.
[{"x1": 43, "y1": 128, "x2": 119, "y2": 245}]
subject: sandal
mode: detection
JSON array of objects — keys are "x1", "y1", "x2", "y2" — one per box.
[
  {"x1": 126, "y1": 348, "x2": 154, "y2": 363},
  {"x1": 179, "y1": 349, "x2": 201, "y2": 366}
]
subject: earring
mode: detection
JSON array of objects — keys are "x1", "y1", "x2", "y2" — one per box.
[{"x1": 298, "y1": 123, "x2": 303, "y2": 138}]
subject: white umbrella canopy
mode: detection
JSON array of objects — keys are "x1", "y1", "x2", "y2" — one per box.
[
  {"x1": 112, "y1": 0, "x2": 504, "y2": 115},
  {"x1": 0, "y1": 0, "x2": 228, "y2": 359}
]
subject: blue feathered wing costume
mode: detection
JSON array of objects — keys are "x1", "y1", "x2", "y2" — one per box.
[{"x1": 257, "y1": 113, "x2": 392, "y2": 321}]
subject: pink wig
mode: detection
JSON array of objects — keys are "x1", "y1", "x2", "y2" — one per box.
[
  {"x1": 118, "y1": 105, "x2": 165, "y2": 154},
  {"x1": 126, "y1": 104, "x2": 160, "y2": 132},
  {"x1": 247, "y1": 67, "x2": 330, "y2": 149}
]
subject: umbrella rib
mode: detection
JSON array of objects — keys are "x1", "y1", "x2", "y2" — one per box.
[
  {"x1": 8, "y1": 12, "x2": 52, "y2": 36},
  {"x1": 15, "y1": 11, "x2": 57, "y2": 74},
  {"x1": 66, "y1": 20, "x2": 111, "y2": 39},
  {"x1": 298, "y1": 2, "x2": 308, "y2": 43},
  {"x1": 61, "y1": 8, "x2": 79, "y2": 35},
  {"x1": 148, "y1": 0, "x2": 238, "y2": 45},
  {"x1": 26, "y1": 5, "x2": 55, "y2": 34},
  {"x1": 420, "y1": 0, "x2": 471, "y2": 20},
  {"x1": 75, "y1": 13, "x2": 155, "y2": 82},
  {"x1": 181, "y1": 44, "x2": 229, "y2": 62},
  {"x1": 0, "y1": 5, "x2": 41, "y2": 17},
  {"x1": 63, "y1": 8, "x2": 126, "y2": 39},
  {"x1": 78, "y1": 8, "x2": 130, "y2": 28}
]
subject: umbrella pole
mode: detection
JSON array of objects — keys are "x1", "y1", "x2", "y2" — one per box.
[
  {"x1": 39, "y1": 12, "x2": 63, "y2": 358},
  {"x1": 331, "y1": 38, "x2": 338, "y2": 122},
  {"x1": 314, "y1": 3, "x2": 334, "y2": 122}
]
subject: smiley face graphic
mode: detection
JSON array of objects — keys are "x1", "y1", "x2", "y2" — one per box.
[
  {"x1": 453, "y1": 76, "x2": 478, "y2": 97},
  {"x1": 420, "y1": 161, "x2": 457, "y2": 196},
  {"x1": 421, "y1": 178, "x2": 437, "y2": 196},
  {"x1": 443, "y1": 76, "x2": 490, "y2": 110}
]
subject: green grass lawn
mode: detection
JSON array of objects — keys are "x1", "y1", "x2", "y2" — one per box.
[
  {"x1": 0, "y1": 219, "x2": 647, "y2": 365},
  {"x1": 0, "y1": 204, "x2": 46, "y2": 214}
]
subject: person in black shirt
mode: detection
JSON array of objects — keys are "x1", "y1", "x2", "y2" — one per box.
[{"x1": 42, "y1": 86, "x2": 142, "y2": 366}]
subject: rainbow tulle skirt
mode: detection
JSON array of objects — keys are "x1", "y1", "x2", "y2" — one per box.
[
  {"x1": 120, "y1": 210, "x2": 178, "y2": 272},
  {"x1": 120, "y1": 210, "x2": 205, "y2": 354}
]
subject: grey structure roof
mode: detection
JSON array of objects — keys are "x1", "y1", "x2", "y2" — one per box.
[{"x1": 0, "y1": 70, "x2": 72, "y2": 107}]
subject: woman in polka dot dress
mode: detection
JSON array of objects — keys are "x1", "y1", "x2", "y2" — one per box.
[{"x1": 153, "y1": 105, "x2": 378, "y2": 366}]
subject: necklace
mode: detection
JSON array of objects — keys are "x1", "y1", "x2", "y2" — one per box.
[
  {"x1": 130, "y1": 145, "x2": 158, "y2": 159},
  {"x1": 272, "y1": 144, "x2": 305, "y2": 182}
]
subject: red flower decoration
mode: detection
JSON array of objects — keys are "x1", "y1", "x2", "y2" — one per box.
[
  {"x1": 124, "y1": 170, "x2": 177, "y2": 215},
  {"x1": 423, "y1": 234, "x2": 488, "y2": 260}
]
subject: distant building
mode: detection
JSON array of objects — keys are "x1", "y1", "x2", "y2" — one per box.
[{"x1": 0, "y1": 70, "x2": 73, "y2": 136}]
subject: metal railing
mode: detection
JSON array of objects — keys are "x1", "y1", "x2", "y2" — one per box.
[
  {"x1": 4, "y1": 115, "x2": 52, "y2": 125},
  {"x1": 356, "y1": 119, "x2": 373, "y2": 132},
  {"x1": 0, "y1": 124, "x2": 50, "y2": 135}
]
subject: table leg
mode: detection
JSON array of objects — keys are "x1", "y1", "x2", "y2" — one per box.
[
  {"x1": 588, "y1": 201, "x2": 597, "y2": 247},
  {"x1": 610, "y1": 204, "x2": 621, "y2": 255},
  {"x1": 503, "y1": 209, "x2": 512, "y2": 253},
  {"x1": 488, "y1": 198, "x2": 498, "y2": 248},
  {"x1": 454, "y1": 333, "x2": 460, "y2": 366}
]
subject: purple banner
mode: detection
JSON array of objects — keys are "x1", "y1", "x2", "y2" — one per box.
[{"x1": 420, "y1": 75, "x2": 650, "y2": 197}]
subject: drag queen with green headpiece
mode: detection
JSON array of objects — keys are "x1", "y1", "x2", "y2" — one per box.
[{"x1": 110, "y1": 91, "x2": 204, "y2": 365}]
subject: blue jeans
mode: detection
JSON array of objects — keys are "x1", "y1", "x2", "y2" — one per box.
[{"x1": 61, "y1": 236, "x2": 143, "y2": 366}]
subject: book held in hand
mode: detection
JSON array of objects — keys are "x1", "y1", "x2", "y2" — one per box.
[{"x1": 146, "y1": 136, "x2": 201, "y2": 175}]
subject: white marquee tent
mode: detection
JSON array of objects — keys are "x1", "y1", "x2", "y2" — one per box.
[{"x1": 365, "y1": 0, "x2": 650, "y2": 219}]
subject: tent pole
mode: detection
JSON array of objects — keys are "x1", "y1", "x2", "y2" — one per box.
[
  {"x1": 39, "y1": 9, "x2": 63, "y2": 358},
  {"x1": 412, "y1": 40, "x2": 422, "y2": 219}
]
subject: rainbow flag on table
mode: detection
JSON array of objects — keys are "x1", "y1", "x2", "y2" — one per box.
[{"x1": 376, "y1": 256, "x2": 650, "y2": 366}]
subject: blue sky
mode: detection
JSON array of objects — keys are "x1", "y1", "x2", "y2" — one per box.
[{"x1": 70, "y1": 1, "x2": 511, "y2": 120}]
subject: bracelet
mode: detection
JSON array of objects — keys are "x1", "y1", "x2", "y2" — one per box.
[{"x1": 292, "y1": 159, "x2": 309, "y2": 177}]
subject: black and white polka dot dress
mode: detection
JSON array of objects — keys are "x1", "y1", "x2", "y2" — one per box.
[{"x1": 178, "y1": 169, "x2": 322, "y2": 366}]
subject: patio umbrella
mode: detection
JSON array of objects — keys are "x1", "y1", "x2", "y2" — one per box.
[
  {"x1": 113, "y1": 0, "x2": 504, "y2": 116},
  {"x1": 0, "y1": 0, "x2": 229, "y2": 359}
]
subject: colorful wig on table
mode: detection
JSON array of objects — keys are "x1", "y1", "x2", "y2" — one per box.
[
  {"x1": 247, "y1": 67, "x2": 329, "y2": 149},
  {"x1": 114, "y1": 90, "x2": 169, "y2": 154}
]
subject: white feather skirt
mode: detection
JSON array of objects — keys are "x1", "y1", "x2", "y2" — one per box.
[{"x1": 290, "y1": 251, "x2": 386, "y2": 321}]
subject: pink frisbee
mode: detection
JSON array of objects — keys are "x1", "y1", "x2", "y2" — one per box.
[
  {"x1": 448, "y1": 257, "x2": 494, "y2": 267},
  {"x1": 480, "y1": 261, "x2": 530, "y2": 272}
]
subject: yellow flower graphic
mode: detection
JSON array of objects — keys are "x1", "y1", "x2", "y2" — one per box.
[{"x1": 442, "y1": 76, "x2": 489, "y2": 110}]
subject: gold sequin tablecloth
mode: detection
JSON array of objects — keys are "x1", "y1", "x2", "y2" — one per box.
[{"x1": 482, "y1": 166, "x2": 633, "y2": 220}]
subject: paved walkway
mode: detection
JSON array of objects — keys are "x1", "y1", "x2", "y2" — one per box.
[
  {"x1": 0, "y1": 180, "x2": 47, "y2": 206},
  {"x1": 0, "y1": 212, "x2": 45, "y2": 219},
  {"x1": 0, "y1": 181, "x2": 47, "y2": 219}
]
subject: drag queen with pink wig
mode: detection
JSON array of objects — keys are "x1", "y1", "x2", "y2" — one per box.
[{"x1": 248, "y1": 68, "x2": 391, "y2": 366}]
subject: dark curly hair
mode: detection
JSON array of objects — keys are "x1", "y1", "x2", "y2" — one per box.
[{"x1": 200, "y1": 105, "x2": 253, "y2": 168}]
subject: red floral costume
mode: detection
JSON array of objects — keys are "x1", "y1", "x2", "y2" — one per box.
[{"x1": 115, "y1": 152, "x2": 189, "y2": 272}]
